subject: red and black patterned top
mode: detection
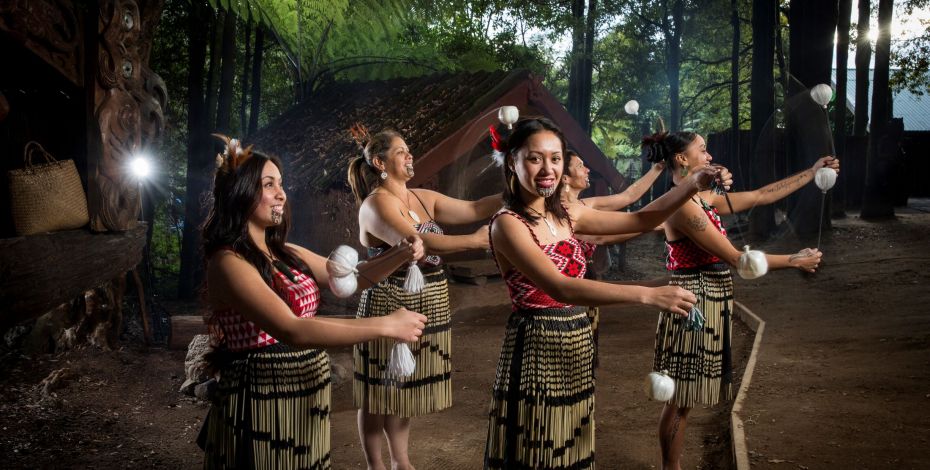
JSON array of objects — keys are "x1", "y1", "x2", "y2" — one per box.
[
  {"x1": 213, "y1": 258, "x2": 321, "y2": 352},
  {"x1": 666, "y1": 197, "x2": 728, "y2": 271},
  {"x1": 489, "y1": 210, "x2": 588, "y2": 311}
]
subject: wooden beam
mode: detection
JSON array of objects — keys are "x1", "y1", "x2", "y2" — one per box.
[{"x1": 0, "y1": 225, "x2": 146, "y2": 326}]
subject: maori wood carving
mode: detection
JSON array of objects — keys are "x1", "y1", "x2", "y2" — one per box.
[
  {"x1": 90, "y1": 0, "x2": 167, "y2": 231},
  {"x1": 0, "y1": 0, "x2": 83, "y2": 86}
]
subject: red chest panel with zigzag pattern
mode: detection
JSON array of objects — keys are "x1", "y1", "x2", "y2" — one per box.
[
  {"x1": 215, "y1": 266, "x2": 320, "y2": 351},
  {"x1": 490, "y1": 210, "x2": 587, "y2": 311}
]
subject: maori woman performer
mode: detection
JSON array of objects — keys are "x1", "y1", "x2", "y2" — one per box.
[
  {"x1": 200, "y1": 137, "x2": 428, "y2": 469},
  {"x1": 641, "y1": 130, "x2": 837, "y2": 470},
  {"x1": 347, "y1": 128, "x2": 501, "y2": 470},
  {"x1": 485, "y1": 117, "x2": 722, "y2": 469}
]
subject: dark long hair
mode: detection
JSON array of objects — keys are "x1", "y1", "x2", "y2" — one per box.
[
  {"x1": 500, "y1": 117, "x2": 570, "y2": 223},
  {"x1": 640, "y1": 131, "x2": 698, "y2": 171},
  {"x1": 347, "y1": 129, "x2": 403, "y2": 205},
  {"x1": 565, "y1": 149, "x2": 580, "y2": 177},
  {"x1": 201, "y1": 150, "x2": 309, "y2": 286}
]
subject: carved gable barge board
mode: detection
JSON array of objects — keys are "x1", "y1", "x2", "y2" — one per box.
[
  {"x1": 0, "y1": 225, "x2": 146, "y2": 327},
  {"x1": 0, "y1": 0, "x2": 85, "y2": 87}
]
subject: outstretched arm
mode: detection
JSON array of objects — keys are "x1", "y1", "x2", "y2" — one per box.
[
  {"x1": 572, "y1": 166, "x2": 723, "y2": 236},
  {"x1": 361, "y1": 194, "x2": 487, "y2": 255},
  {"x1": 207, "y1": 252, "x2": 427, "y2": 347},
  {"x1": 419, "y1": 189, "x2": 502, "y2": 225},
  {"x1": 709, "y1": 156, "x2": 839, "y2": 214},
  {"x1": 288, "y1": 237, "x2": 423, "y2": 291},
  {"x1": 668, "y1": 202, "x2": 822, "y2": 272},
  {"x1": 582, "y1": 163, "x2": 665, "y2": 211}
]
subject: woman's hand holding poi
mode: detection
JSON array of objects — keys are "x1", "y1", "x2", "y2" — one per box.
[
  {"x1": 789, "y1": 248, "x2": 822, "y2": 273},
  {"x1": 383, "y1": 308, "x2": 428, "y2": 342},
  {"x1": 812, "y1": 156, "x2": 840, "y2": 174},
  {"x1": 709, "y1": 164, "x2": 734, "y2": 192},
  {"x1": 646, "y1": 285, "x2": 697, "y2": 317},
  {"x1": 688, "y1": 166, "x2": 723, "y2": 192},
  {"x1": 399, "y1": 235, "x2": 425, "y2": 263}
]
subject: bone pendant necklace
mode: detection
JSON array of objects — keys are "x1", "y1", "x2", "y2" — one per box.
[{"x1": 527, "y1": 206, "x2": 557, "y2": 237}]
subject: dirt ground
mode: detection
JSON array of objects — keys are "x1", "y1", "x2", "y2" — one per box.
[{"x1": 1, "y1": 202, "x2": 928, "y2": 469}]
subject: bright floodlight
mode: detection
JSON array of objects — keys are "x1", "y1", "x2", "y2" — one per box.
[{"x1": 130, "y1": 155, "x2": 151, "y2": 179}]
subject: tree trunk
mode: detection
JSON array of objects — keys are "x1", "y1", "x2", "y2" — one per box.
[
  {"x1": 566, "y1": 0, "x2": 585, "y2": 130},
  {"x1": 248, "y1": 27, "x2": 265, "y2": 136},
  {"x1": 579, "y1": 0, "x2": 597, "y2": 135},
  {"x1": 861, "y1": 0, "x2": 895, "y2": 218},
  {"x1": 239, "y1": 19, "x2": 252, "y2": 137},
  {"x1": 853, "y1": 0, "x2": 871, "y2": 136},
  {"x1": 729, "y1": 0, "x2": 740, "y2": 177},
  {"x1": 665, "y1": 0, "x2": 684, "y2": 129},
  {"x1": 750, "y1": 0, "x2": 777, "y2": 237},
  {"x1": 203, "y1": 8, "x2": 224, "y2": 132},
  {"x1": 787, "y1": 0, "x2": 839, "y2": 237},
  {"x1": 215, "y1": 9, "x2": 237, "y2": 133},
  {"x1": 178, "y1": 1, "x2": 210, "y2": 299},
  {"x1": 833, "y1": 0, "x2": 853, "y2": 216}
]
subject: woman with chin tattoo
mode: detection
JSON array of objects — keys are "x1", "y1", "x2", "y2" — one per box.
[
  {"x1": 484, "y1": 118, "x2": 724, "y2": 469},
  {"x1": 347, "y1": 128, "x2": 501, "y2": 470},
  {"x1": 199, "y1": 136, "x2": 428, "y2": 469}
]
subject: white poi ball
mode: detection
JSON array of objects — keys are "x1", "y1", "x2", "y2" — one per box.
[
  {"x1": 810, "y1": 84, "x2": 833, "y2": 108},
  {"x1": 814, "y1": 167, "x2": 838, "y2": 193},
  {"x1": 644, "y1": 370, "x2": 675, "y2": 402},
  {"x1": 624, "y1": 99, "x2": 640, "y2": 115},
  {"x1": 327, "y1": 245, "x2": 359, "y2": 277},
  {"x1": 737, "y1": 245, "x2": 769, "y2": 280},
  {"x1": 327, "y1": 245, "x2": 360, "y2": 298},
  {"x1": 498, "y1": 106, "x2": 519, "y2": 129}
]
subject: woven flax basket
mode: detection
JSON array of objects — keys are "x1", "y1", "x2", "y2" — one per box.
[{"x1": 9, "y1": 141, "x2": 90, "y2": 235}]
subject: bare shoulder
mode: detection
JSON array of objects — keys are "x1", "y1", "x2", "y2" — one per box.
[
  {"x1": 490, "y1": 211, "x2": 527, "y2": 239},
  {"x1": 668, "y1": 198, "x2": 704, "y2": 230}
]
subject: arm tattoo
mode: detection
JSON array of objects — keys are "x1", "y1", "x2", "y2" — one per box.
[
  {"x1": 686, "y1": 214, "x2": 708, "y2": 232},
  {"x1": 764, "y1": 169, "x2": 812, "y2": 195}
]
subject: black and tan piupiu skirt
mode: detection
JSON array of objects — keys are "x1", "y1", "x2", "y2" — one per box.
[
  {"x1": 202, "y1": 343, "x2": 332, "y2": 470},
  {"x1": 653, "y1": 262, "x2": 734, "y2": 409},
  {"x1": 353, "y1": 266, "x2": 452, "y2": 417},
  {"x1": 485, "y1": 306, "x2": 596, "y2": 470}
]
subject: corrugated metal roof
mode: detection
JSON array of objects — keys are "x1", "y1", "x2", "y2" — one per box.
[{"x1": 834, "y1": 69, "x2": 930, "y2": 131}]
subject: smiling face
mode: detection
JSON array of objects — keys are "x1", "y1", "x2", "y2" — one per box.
[
  {"x1": 675, "y1": 134, "x2": 712, "y2": 173},
  {"x1": 249, "y1": 160, "x2": 286, "y2": 228},
  {"x1": 511, "y1": 130, "x2": 565, "y2": 199},
  {"x1": 563, "y1": 153, "x2": 590, "y2": 190},
  {"x1": 376, "y1": 136, "x2": 415, "y2": 180}
]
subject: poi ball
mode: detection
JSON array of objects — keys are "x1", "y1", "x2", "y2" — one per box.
[
  {"x1": 327, "y1": 245, "x2": 360, "y2": 298},
  {"x1": 737, "y1": 245, "x2": 769, "y2": 280},
  {"x1": 814, "y1": 167, "x2": 837, "y2": 193},
  {"x1": 644, "y1": 369, "x2": 675, "y2": 401},
  {"x1": 327, "y1": 245, "x2": 359, "y2": 277},
  {"x1": 810, "y1": 84, "x2": 833, "y2": 108},
  {"x1": 624, "y1": 99, "x2": 640, "y2": 115},
  {"x1": 498, "y1": 106, "x2": 519, "y2": 129}
]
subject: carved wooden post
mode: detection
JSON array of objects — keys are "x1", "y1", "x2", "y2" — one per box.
[{"x1": 89, "y1": 0, "x2": 166, "y2": 232}]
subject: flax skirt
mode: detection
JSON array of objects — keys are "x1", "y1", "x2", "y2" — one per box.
[
  {"x1": 653, "y1": 262, "x2": 734, "y2": 409},
  {"x1": 353, "y1": 266, "x2": 452, "y2": 417},
  {"x1": 201, "y1": 343, "x2": 332, "y2": 469},
  {"x1": 485, "y1": 307, "x2": 596, "y2": 470}
]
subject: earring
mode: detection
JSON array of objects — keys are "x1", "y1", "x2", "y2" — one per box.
[
  {"x1": 380, "y1": 171, "x2": 388, "y2": 180},
  {"x1": 508, "y1": 173, "x2": 518, "y2": 194},
  {"x1": 679, "y1": 166, "x2": 689, "y2": 177}
]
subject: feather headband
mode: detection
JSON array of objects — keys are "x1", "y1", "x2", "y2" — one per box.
[{"x1": 212, "y1": 133, "x2": 254, "y2": 171}]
